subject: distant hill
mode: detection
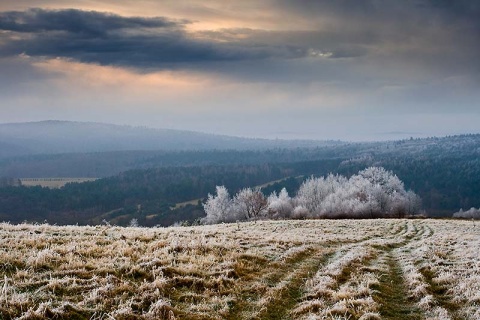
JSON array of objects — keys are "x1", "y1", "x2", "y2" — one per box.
[
  {"x1": 1, "y1": 132, "x2": 479, "y2": 178},
  {"x1": 0, "y1": 140, "x2": 31, "y2": 159},
  {"x1": 0, "y1": 120, "x2": 341, "y2": 158}
]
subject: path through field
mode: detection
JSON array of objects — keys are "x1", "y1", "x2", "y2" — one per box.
[{"x1": 0, "y1": 219, "x2": 478, "y2": 319}]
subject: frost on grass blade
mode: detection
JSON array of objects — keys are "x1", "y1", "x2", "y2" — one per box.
[{"x1": 0, "y1": 220, "x2": 478, "y2": 319}]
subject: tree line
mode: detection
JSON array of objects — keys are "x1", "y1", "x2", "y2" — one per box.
[{"x1": 203, "y1": 167, "x2": 422, "y2": 224}]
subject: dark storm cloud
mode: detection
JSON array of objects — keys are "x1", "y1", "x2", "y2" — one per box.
[
  {"x1": 0, "y1": 8, "x2": 181, "y2": 36},
  {"x1": 424, "y1": 0, "x2": 480, "y2": 17},
  {"x1": 0, "y1": 8, "x2": 308, "y2": 67},
  {"x1": 0, "y1": 1, "x2": 478, "y2": 77},
  {"x1": 280, "y1": 0, "x2": 480, "y2": 81},
  {"x1": 275, "y1": 0, "x2": 480, "y2": 46}
]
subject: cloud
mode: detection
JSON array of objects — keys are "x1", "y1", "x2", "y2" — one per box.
[
  {"x1": 1, "y1": 2, "x2": 478, "y2": 77},
  {"x1": 0, "y1": 8, "x2": 182, "y2": 35},
  {"x1": 0, "y1": 8, "x2": 316, "y2": 68}
]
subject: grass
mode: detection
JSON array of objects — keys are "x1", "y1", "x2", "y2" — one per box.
[
  {"x1": 373, "y1": 253, "x2": 424, "y2": 320},
  {"x1": 258, "y1": 249, "x2": 332, "y2": 320},
  {"x1": 418, "y1": 264, "x2": 461, "y2": 319},
  {"x1": 0, "y1": 219, "x2": 478, "y2": 319}
]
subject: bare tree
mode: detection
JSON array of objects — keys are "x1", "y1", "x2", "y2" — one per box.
[{"x1": 233, "y1": 188, "x2": 268, "y2": 220}]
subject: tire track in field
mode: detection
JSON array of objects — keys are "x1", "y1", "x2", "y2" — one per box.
[
  {"x1": 373, "y1": 220, "x2": 437, "y2": 320},
  {"x1": 226, "y1": 231, "x2": 386, "y2": 320},
  {"x1": 292, "y1": 241, "x2": 384, "y2": 319},
  {"x1": 256, "y1": 248, "x2": 333, "y2": 320},
  {"x1": 291, "y1": 221, "x2": 416, "y2": 320},
  {"x1": 392, "y1": 220, "x2": 409, "y2": 236},
  {"x1": 386, "y1": 221, "x2": 472, "y2": 320},
  {"x1": 413, "y1": 223, "x2": 462, "y2": 320},
  {"x1": 373, "y1": 250, "x2": 424, "y2": 320},
  {"x1": 226, "y1": 246, "x2": 334, "y2": 320},
  {"x1": 418, "y1": 265, "x2": 462, "y2": 320},
  {"x1": 319, "y1": 220, "x2": 428, "y2": 320},
  {"x1": 286, "y1": 222, "x2": 410, "y2": 319}
]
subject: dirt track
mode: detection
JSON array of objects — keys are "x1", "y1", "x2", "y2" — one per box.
[{"x1": 0, "y1": 219, "x2": 478, "y2": 319}]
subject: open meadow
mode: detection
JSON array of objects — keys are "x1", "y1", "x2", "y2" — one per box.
[
  {"x1": 19, "y1": 178, "x2": 98, "y2": 189},
  {"x1": 0, "y1": 219, "x2": 479, "y2": 319}
]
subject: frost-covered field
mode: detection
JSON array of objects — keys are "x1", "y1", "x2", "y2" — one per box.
[{"x1": 0, "y1": 220, "x2": 478, "y2": 319}]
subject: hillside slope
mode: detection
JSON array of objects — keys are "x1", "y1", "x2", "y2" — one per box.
[{"x1": 0, "y1": 120, "x2": 340, "y2": 158}]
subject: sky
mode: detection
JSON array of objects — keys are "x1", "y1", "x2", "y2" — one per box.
[{"x1": 0, "y1": 0, "x2": 479, "y2": 141}]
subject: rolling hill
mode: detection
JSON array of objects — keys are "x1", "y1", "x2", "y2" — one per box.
[{"x1": 0, "y1": 120, "x2": 341, "y2": 158}]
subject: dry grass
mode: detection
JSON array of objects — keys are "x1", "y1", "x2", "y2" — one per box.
[{"x1": 0, "y1": 219, "x2": 478, "y2": 319}]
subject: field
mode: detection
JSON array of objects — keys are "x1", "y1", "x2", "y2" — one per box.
[
  {"x1": 0, "y1": 220, "x2": 478, "y2": 319},
  {"x1": 19, "y1": 178, "x2": 98, "y2": 189}
]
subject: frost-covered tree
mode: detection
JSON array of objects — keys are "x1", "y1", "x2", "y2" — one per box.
[
  {"x1": 202, "y1": 186, "x2": 234, "y2": 224},
  {"x1": 233, "y1": 188, "x2": 268, "y2": 220},
  {"x1": 453, "y1": 207, "x2": 480, "y2": 219},
  {"x1": 292, "y1": 167, "x2": 420, "y2": 218},
  {"x1": 295, "y1": 174, "x2": 346, "y2": 216},
  {"x1": 128, "y1": 218, "x2": 139, "y2": 227},
  {"x1": 202, "y1": 167, "x2": 421, "y2": 224},
  {"x1": 358, "y1": 167, "x2": 405, "y2": 194},
  {"x1": 405, "y1": 190, "x2": 422, "y2": 216},
  {"x1": 267, "y1": 188, "x2": 293, "y2": 219}
]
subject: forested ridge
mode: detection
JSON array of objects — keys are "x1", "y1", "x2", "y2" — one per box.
[
  {"x1": 0, "y1": 134, "x2": 479, "y2": 225},
  {"x1": 0, "y1": 134, "x2": 478, "y2": 178}
]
